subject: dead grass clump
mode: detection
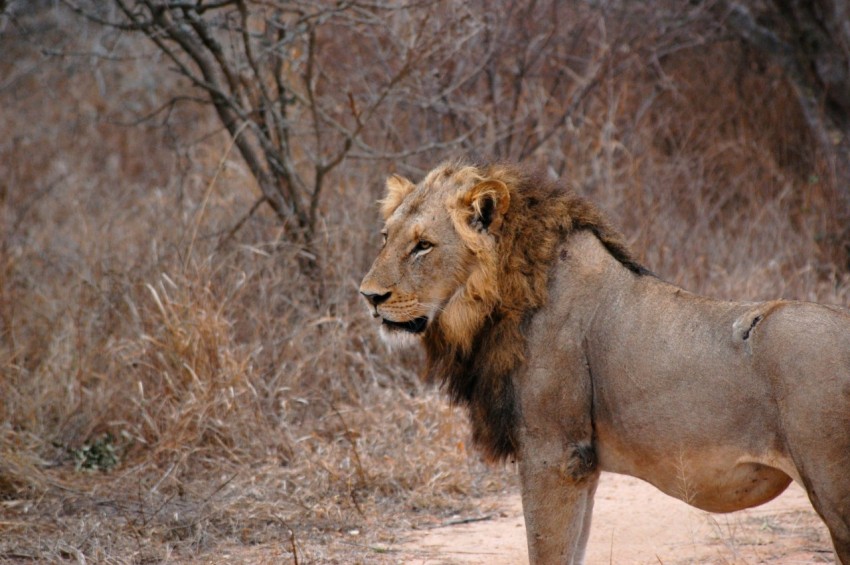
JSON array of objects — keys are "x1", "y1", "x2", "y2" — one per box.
[{"x1": 115, "y1": 268, "x2": 291, "y2": 468}]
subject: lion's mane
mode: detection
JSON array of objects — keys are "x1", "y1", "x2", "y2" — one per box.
[{"x1": 421, "y1": 163, "x2": 647, "y2": 461}]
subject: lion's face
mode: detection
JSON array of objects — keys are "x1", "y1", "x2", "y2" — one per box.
[
  {"x1": 359, "y1": 181, "x2": 469, "y2": 342},
  {"x1": 360, "y1": 164, "x2": 510, "y2": 347}
]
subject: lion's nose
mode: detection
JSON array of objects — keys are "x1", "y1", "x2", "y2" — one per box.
[{"x1": 361, "y1": 290, "x2": 391, "y2": 307}]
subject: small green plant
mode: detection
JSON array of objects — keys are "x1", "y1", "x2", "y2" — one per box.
[{"x1": 72, "y1": 434, "x2": 119, "y2": 472}]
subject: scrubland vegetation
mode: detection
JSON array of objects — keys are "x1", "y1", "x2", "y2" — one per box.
[{"x1": 1, "y1": 1, "x2": 849, "y2": 562}]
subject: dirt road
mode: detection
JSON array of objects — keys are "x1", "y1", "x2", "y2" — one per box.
[{"x1": 401, "y1": 473, "x2": 833, "y2": 564}]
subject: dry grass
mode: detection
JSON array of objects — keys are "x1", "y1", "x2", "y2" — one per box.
[{"x1": 1, "y1": 4, "x2": 849, "y2": 564}]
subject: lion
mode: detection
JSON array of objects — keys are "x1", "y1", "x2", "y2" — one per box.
[{"x1": 359, "y1": 161, "x2": 850, "y2": 564}]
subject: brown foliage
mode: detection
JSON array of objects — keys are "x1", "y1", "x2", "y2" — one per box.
[{"x1": 0, "y1": 1, "x2": 848, "y2": 561}]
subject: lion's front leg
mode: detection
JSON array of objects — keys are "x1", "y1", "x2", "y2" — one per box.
[{"x1": 518, "y1": 440, "x2": 600, "y2": 565}]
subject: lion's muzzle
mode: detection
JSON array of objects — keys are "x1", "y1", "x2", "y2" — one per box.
[{"x1": 359, "y1": 282, "x2": 430, "y2": 335}]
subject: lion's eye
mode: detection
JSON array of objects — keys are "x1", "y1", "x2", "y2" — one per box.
[
  {"x1": 412, "y1": 240, "x2": 433, "y2": 256},
  {"x1": 381, "y1": 232, "x2": 388, "y2": 247}
]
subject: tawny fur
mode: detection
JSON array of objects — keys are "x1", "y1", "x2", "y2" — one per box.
[
  {"x1": 361, "y1": 161, "x2": 850, "y2": 564},
  {"x1": 365, "y1": 161, "x2": 645, "y2": 460}
]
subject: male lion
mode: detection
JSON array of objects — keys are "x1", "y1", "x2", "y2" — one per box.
[{"x1": 360, "y1": 161, "x2": 850, "y2": 564}]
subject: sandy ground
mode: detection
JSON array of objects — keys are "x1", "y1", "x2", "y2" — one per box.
[{"x1": 399, "y1": 473, "x2": 834, "y2": 564}]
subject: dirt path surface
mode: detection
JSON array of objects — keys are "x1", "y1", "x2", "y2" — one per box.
[{"x1": 400, "y1": 473, "x2": 833, "y2": 564}]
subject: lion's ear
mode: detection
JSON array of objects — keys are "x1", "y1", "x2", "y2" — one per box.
[
  {"x1": 380, "y1": 174, "x2": 415, "y2": 219},
  {"x1": 464, "y1": 180, "x2": 510, "y2": 233}
]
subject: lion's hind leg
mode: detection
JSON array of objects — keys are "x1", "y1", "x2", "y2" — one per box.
[
  {"x1": 802, "y1": 482, "x2": 850, "y2": 564},
  {"x1": 797, "y1": 465, "x2": 850, "y2": 565},
  {"x1": 786, "y1": 419, "x2": 850, "y2": 564},
  {"x1": 757, "y1": 303, "x2": 850, "y2": 563},
  {"x1": 784, "y1": 416, "x2": 850, "y2": 564},
  {"x1": 792, "y1": 405, "x2": 850, "y2": 562},
  {"x1": 830, "y1": 529, "x2": 850, "y2": 565}
]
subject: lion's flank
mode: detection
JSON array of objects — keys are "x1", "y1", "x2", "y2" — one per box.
[{"x1": 422, "y1": 162, "x2": 646, "y2": 462}]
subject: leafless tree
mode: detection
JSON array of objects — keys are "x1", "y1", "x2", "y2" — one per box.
[
  {"x1": 719, "y1": 1, "x2": 850, "y2": 186},
  {"x1": 45, "y1": 0, "x2": 632, "y2": 286},
  {"x1": 58, "y1": 0, "x2": 850, "y2": 267},
  {"x1": 713, "y1": 0, "x2": 850, "y2": 260},
  {"x1": 393, "y1": 1, "x2": 727, "y2": 174},
  {"x1": 60, "y1": 1, "x2": 480, "y2": 261}
]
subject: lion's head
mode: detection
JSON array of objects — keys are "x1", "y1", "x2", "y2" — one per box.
[
  {"x1": 360, "y1": 161, "x2": 644, "y2": 460},
  {"x1": 359, "y1": 162, "x2": 510, "y2": 352}
]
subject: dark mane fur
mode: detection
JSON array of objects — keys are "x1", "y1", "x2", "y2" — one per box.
[{"x1": 423, "y1": 164, "x2": 646, "y2": 461}]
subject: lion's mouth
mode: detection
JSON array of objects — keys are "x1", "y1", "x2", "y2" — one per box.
[{"x1": 382, "y1": 316, "x2": 429, "y2": 334}]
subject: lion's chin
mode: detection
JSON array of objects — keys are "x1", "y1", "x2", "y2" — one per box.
[
  {"x1": 379, "y1": 316, "x2": 429, "y2": 348},
  {"x1": 381, "y1": 316, "x2": 429, "y2": 334}
]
